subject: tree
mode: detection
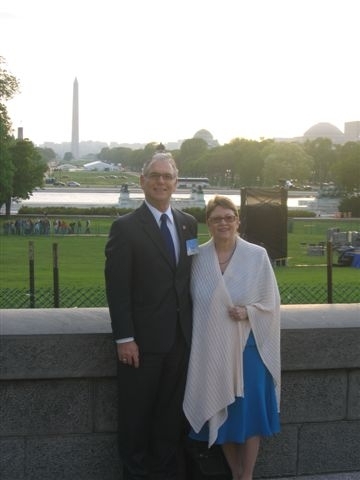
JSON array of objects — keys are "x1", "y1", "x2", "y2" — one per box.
[
  {"x1": 224, "y1": 139, "x2": 264, "y2": 187},
  {"x1": 0, "y1": 57, "x2": 20, "y2": 214},
  {"x1": 63, "y1": 152, "x2": 73, "y2": 162},
  {"x1": 0, "y1": 56, "x2": 19, "y2": 101},
  {"x1": 261, "y1": 142, "x2": 313, "y2": 186},
  {"x1": 303, "y1": 138, "x2": 337, "y2": 185},
  {"x1": 0, "y1": 105, "x2": 15, "y2": 208},
  {"x1": 338, "y1": 196, "x2": 360, "y2": 217},
  {"x1": 98, "y1": 146, "x2": 133, "y2": 168},
  {"x1": 331, "y1": 141, "x2": 360, "y2": 193},
  {"x1": 1, "y1": 58, "x2": 47, "y2": 215},
  {"x1": 197, "y1": 146, "x2": 235, "y2": 185},
  {"x1": 2, "y1": 139, "x2": 47, "y2": 215},
  {"x1": 129, "y1": 142, "x2": 159, "y2": 172},
  {"x1": 37, "y1": 146, "x2": 56, "y2": 164},
  {"x1": 176, "y1": 138, "x2": 208, "y2": 174}
]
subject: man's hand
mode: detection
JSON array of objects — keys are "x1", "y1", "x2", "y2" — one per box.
[{"x1": 117, "y1": 340, "x2": 140, "y2": 368}]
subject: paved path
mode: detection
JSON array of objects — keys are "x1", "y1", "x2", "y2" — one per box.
[{"x1": 269, "y1": 473, "x2": 360, "y2": 480}]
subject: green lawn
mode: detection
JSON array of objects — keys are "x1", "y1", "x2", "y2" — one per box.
[
  {"x1": 48, "y1": 170, "x2": 140, "y2": 188},
  {"x1": 0, "y1": 218, "x2": 359, "y2": 289}
]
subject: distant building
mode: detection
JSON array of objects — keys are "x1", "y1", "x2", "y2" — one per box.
[
  {"x1": 344, "y1": 121, "x2": 360, "y2": 142},
  {"x1": 193, "y1": 129, "x2": 219, "y2": 148},
  {"x1": 276, "y1": 121, "x2": 360, "y2": 145},
  {"x1": 303, "y1": 122, "x2": 345, "y2": 144}
]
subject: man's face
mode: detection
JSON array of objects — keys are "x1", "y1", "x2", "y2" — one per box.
[{"x1": 140, "y1": 159, "x2": 178, "y2": 210}]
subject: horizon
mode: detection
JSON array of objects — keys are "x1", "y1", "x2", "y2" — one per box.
[{"x1": 27, "y1": 119, "x2": 359, "y2": 157}]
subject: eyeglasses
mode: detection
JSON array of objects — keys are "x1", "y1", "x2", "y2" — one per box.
[
  {"x1": 208, "y1": 214, "x2": 237, "y2": 225},
  {"x1": 146, "y1": 172, "x2": 176, "y2": 181}
]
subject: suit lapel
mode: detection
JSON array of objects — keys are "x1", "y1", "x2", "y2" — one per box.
[
  {"x1": 172, "y1": 208, "x2": 195, "y2": 264},
  {"x1": 172, "y1": 209, "x2": 186, "y2": 262},
  {"x1": 137, "y1": 203, "x2": 175, "y2": 267}
]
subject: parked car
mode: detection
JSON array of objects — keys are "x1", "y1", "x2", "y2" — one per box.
[{"x1": 67, "y1": 181, "x2": 81, "y2": 187}]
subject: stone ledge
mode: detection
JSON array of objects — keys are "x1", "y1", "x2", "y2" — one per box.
[
  {"x1": 280, "y1": 304, "x2": 360, "y2": 329},
  {"x1": 2, "y1": 304, "x2": 358, "y2": 335},
  {"x1": 0, "y1": 307, "x2": 111, "y2": 335},
  {"x1": 1, "y1": 305, "x2": 359, "y2": 379}
]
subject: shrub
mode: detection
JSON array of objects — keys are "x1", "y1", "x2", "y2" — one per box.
[
  {"x1": 17, "y1": 205, "x2": 318, "y2": 222},
  {"x1": 338, "y1": 195, "x2": 360, "y2": 217},
  {"x1": 17, "y1": 206, "x2": 133, "y2": 216},
  {"x1": 182, "y1": 207, "x2": 206, "y2": 223}
]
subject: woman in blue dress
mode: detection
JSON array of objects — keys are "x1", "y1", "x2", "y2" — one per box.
[{"x1": 184, "y1": 196, "x2": 281, "y2": 480}]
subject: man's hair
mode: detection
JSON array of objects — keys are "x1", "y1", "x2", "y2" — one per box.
[
  {"x1": 142, "y1": 152, "x2": 179, "y2": 177},
  {"x1": 206, "y1": 195, "x2": 239, "y2": 219}
]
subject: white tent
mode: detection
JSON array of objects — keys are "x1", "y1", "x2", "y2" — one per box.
[{"x1": 83, "y1": 161, "x2": 118, "y2": 171}]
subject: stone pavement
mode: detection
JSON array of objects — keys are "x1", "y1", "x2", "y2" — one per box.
[{"x1": 268, "y1": 473, "x2": 360, "y2": 480}]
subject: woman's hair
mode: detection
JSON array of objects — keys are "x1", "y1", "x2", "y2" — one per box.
[{"x1": 206, "y1": 195, "x2": 239, "y2": 220}]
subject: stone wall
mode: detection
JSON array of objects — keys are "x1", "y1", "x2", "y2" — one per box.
[{"x1": 0, "y1": 304, "x2": 359, "y2": 479}]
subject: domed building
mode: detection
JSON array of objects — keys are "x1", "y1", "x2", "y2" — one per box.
[
  {"x1": 193, "y1": 129, "x2": 219, "y2": 148},
  {"x1": 303, "y1": 122, "x2": 345, "y2": 144}
]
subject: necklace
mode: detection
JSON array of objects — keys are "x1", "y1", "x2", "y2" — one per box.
[{"x1": 218, "y1": 242, "x2": 237, "y2": 265}]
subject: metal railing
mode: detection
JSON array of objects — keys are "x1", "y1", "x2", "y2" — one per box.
[{"x1": 0, "y1": 283, "x2": 358, "y2": 309}]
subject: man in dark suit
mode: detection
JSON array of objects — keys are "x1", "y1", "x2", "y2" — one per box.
[{"x1": 105, "y1": 149, "x2": 198, "y2": 480}]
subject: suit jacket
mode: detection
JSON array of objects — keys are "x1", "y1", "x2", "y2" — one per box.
[{"x1": 105, "y1": 202, "x2": 198, "y2": 353}]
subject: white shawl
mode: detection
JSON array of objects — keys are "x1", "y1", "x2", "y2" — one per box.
[{"x1": 183, "y1": 236, "x2": 281, "y2": 446}]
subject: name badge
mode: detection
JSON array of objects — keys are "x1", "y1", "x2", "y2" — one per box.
[{"x1": 186, "y1": 238, "x2": 199, "y2": 256}]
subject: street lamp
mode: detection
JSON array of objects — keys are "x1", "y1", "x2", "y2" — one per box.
[{"x1": 225, "y1": 169, "x2": 232, "y2": 187}]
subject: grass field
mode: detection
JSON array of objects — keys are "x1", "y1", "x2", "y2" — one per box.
[
  {"x1": 0, "y1": 217, "x2": 359, "y2": 290},
  {"x1": 49, "y1": 170, "x2": 140, "y2": 188}
]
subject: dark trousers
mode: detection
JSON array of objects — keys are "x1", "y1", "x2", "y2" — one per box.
[{"x1": 117, "y1": 327, "x2": 189, "y2": 480}]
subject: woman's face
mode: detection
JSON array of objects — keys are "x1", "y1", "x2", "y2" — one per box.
[{"x1": 207, "y1": 206, "x2": 240, "y2": 242}]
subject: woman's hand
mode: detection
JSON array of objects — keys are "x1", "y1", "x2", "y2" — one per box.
[{"x1": 228, "y1": 305, "x2": 248, "y2": 321}]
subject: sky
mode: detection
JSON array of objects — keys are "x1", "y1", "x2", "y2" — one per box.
[{"x1": 1, "y1": 0, "x2": 359, "y2": 147}]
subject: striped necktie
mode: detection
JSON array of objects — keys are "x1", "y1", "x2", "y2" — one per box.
[{"x1": 160, "y1": 213, "x2": 176, "y2": 265}]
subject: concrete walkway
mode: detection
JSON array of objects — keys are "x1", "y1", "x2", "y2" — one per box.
[{"x1": 268, "y1": 473, "x2": 360, "y2": 480}]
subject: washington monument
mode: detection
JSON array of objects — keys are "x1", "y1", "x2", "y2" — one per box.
[{"x1": 71, "y1": 77, "x2": 79, "y2": 160}]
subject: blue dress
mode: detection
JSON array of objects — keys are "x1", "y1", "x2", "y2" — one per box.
[{"x1": 189, "y1": 332, "x2": 280, "y2": 444}]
